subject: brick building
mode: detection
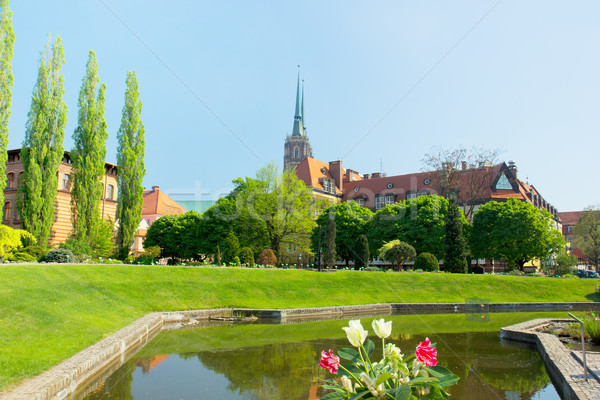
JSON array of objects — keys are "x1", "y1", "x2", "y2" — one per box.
[{"x1": 2, "y1": 148, "x2": 118, "y2": 246}]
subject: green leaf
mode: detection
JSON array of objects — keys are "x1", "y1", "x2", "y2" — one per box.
[
  {"x1": 338, "y1": 347, "x2": 361, "y2": 363},
  {"x1": 392, "y1": 384, "x2": 412, "y2": 400},
  {"x1": 375, "y1": 371, "x2": 392, "y2": 386},
  {"x1": 364, "y1": 339, "x2": 375, "y2": 358},
  {"x1": 348, "y1": 390, "x2": 372, "y2": 400},
  {"x1": 424, "y1": 366, "x2": 460, "y2": 387},
  {"x1": 337, "y1": 363, "x2": 362, "y2": 378},
  {"x1": 319, "y1": 391, "x2": 347, "y2": 400}
]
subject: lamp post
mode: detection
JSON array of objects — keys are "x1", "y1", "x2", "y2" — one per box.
[{"x1": 298, "y1": 253, "x2": 302, "y2": 268}]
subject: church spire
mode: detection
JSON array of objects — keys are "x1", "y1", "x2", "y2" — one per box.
[
  {"x1": 292, "y1": 66, "x2": 304, "y2": 136},
  {"x1": 301, "y1": 79, "x2": 307, "y2": 136}
]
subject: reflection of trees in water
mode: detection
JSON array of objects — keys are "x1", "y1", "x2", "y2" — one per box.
[
  {"x1": 434, "y1": 332, "x2": 550, "y2": 400},
  {"x1": 196, "y1": 342, "x2": 317, "y2": 400},
  {"x1": 84, "y1": 360, "x2": 135, "y2": 400}
]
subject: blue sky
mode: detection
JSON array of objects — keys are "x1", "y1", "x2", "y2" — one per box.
[{"x1": 7, "y1": 1, "x2": 600, "y2": 211}]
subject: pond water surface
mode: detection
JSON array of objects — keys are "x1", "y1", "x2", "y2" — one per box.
[{"x1": 84, "y1": 312, "x2": 570, "y2": 400}]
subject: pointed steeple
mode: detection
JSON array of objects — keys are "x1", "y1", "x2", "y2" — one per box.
[
  {"x1": 301, "y1": 79, "x2": 307, "y2": 136},
  {"x1": 292, "y1": 66, "x2": 304, "y2": 136}
]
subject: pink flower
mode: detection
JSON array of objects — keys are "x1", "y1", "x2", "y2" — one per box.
[
  {"x1": 319, "y1": 349, "x2": 340, "y2": 373},
  {"x1": 415, "y1": 337, "x2": 437, "y2": 366}
]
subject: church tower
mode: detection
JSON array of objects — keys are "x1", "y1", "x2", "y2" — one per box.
[{"x1": 283, "y1": 69, "x2": 313, "y2": 171}]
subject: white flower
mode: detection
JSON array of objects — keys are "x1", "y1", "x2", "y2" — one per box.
[
  {"x1": 384, "y1": 343, "x2": 403, "y2": 360},
  {"x1": 371, "y1": 318, "x2": 392, "y2": 339},
  {"x1": 360, "y1": 372, "x2": 385, "y2": 398},
  {"x1": 342, "y1": 320, "x2": 368, "y2": 347},
  {"x1": 341, "y1": 375, "x2": 355, "y2": 393}
]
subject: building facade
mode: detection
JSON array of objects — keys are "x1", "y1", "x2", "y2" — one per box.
[
  {"x1": 283, "y1": 71, "x2": 313, "y2": 171},
  {"x1": 2, "y1": 149, "x2": 118, "y2": 246}
]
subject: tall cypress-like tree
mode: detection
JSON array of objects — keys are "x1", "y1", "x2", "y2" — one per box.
[
  {"x1": 71, "y1": 50, "x2": 107, "y2": 242},
  {"x1": 19, "y1": 36, "x2": 67, "y2": 245},
  {"x1": 0, "y1": 0, "x2": 15, "y2": 218},
  {"x1": 354, "y1": 234, "x2": 370, "y2": 270},
  {"x1": 116, "y1": 71, "x2": 145, "y2": 259},
  {"x1": 323, "y1": 211, "x2": 336, "y2": 268},
  {"x1": 444, "y1": 198, "x2": 467, "y2": 273}
]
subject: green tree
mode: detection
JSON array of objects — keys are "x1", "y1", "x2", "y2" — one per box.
[
  {"x1": 239, "y1": 246, "x2": 255, "y2": 266},
  {"x1": 143, "y1": 214, "x2": 192, "y2": 260},
  {"x1": 354, "y1": 234, "x2": 370, "y2": 269},
  {"x1": 70, "y1": 50, "x2": 107, "y2": 243},
  {"x1": 323, "y1": 211, "x2": 336, "y2": 268},
  {"x1": 221, "y1": 231, "x2": 240, "y2": 264},
  {"x1": 0, "y1": 225, "x2": 35, "y2": 259},
  {"x1": 311, "y1": 201, "x2": 372, "y2": 267},
  {"x1": 444, "y1": 198, "x2": 467, "y2": 273},
  {"x1": 366, "y1": 195, "x2": 451, "y2": 259},
  {"x1": 378, "y1": 239, "x2": 416, "y2": 271},
  {"x1": 0, "y1": 0, "x2": 14, "y2": 217},
  {"x1": 18, "y1": 36, "x2": 67, "y2": 245},
  {"x1": 116, "y1": 71, "x2": 145, "y2": 259},
  {"x1": 542, "y1": 249, "x2": 577, "y2": 277},
  {"x1": 469, "y1": 198, "x2": 564, "y2": 271},
  {"x1": 414, "y1": 252, "x2": 439, "y2": 272},
  {"x1": 573, "y1": 206, "x2": 600, "y2": 269}
]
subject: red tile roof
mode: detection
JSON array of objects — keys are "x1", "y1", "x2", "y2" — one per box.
[
  {"x1": 558, "y1": 211, "x2": 584, "y2": 226},
  {"x1": 142, "y1": 186, "x2": 187, "y2": 216},
  {"x1": 295, "y1": 157, "x2": 343, "y2": 195}
]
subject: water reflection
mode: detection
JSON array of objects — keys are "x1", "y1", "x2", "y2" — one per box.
[{"x1": 85, "y1": 313, "x2": 563, "y2": 400}]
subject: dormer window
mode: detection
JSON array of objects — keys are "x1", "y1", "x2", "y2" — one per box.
[{"x1": 496, "y1": 173, "x2": 512, "y2": 190}]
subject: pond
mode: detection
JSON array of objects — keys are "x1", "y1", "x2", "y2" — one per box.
[{"x1": 83, "y1": 311, "x2": 569, "y2": 400}]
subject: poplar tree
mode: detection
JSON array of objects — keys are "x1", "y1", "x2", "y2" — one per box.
[
  {"x1": 71, "y1": 51, "x2": 107, "y2": 243},
  {"x1": 444, "y1": 198, "x2": 467, "y2": 273},
  {"x1": 323, "y1": 211, "x2": 336, "y2": 268},
  {"x1": 0, "y1": 0, "x2": 15, "y2": 218},
  {"x1": 19, "y1": 36, "x2": 67, "y2": 245},
  {"x1": 116, "y1": 71, "x2": 145, "y2": 259}
]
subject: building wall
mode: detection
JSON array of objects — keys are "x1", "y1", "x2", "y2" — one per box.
[{"x1": 2, "y1": 150, "x2": 118, "y2": 247}]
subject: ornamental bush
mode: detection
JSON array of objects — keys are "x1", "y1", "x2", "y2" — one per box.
[
  {"x1": 415, "y1": 252, "x2": 439, "y2": 272},
  {"x1": 239, "y1": 246, "x2": 255, "y2": 266},
  {"x1": 257, "y1": 248, "x2": 277, "y2": 266},
  {"x1": 45, "y1": 248, "x2": 75, "y2": 263},
  {"x1": 6, "y1": 252, "x2": 38, "y2": 262}
]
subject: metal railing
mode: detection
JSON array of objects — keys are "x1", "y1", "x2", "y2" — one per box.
[{"x1": 568, "y1": 312, "x2": 588, "y2": 381}]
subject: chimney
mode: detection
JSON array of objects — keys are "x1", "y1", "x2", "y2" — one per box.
[
  {"x1": 152, "y1": 185, "x2": 159, "y2": 191},
  {"x1": 329, "y1": 160, "x2": 343, "y2": 192},
  {"x1": 371, "y1": 172, "x2": 381, "y2": 178},
  {"x1": 363, "y1": 173, "x2": 370, "y2": 180},
  {"x1": 461, "y1": 161, "x2": 467, "y2": 171},
  {"x1": 508, "y1": 160, "x2": 517, "y2": 178}
]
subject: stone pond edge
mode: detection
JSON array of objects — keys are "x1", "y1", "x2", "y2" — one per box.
[
  {"x1": 3, "y1": 301, "x2": 600, "y2": 400},
  {"x1": 500, "y1": 317, "x2": 600, "y2": 400}
]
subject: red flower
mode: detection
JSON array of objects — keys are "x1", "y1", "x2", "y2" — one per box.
[
  {"x1": 415, "y1": 337, "x2": 437, "y2": 366},
  {"x1": 319, "y1": 349, "x2": 340, "y2": 373}
]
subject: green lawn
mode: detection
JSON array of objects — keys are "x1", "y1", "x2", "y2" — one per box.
[{"x1": 0, "y1": 264, "x2": 598, "y2": 391}]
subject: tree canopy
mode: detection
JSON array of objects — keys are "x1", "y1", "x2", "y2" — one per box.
[
  {"x1": 573, "y1": 206, "x2": 600, "y2": 268},
  {"x1": 366, "y1": 195, "x2": 455, "y2": 260},
  {"x1": 0, "y1": 0, "x2": 15, "y2": 218},
  {"x1": 378, "y1": 239, "x2": 416, "y2": 270},
  {"x1": 469, "y1": 198, "x2": 564, "y2": 270}
]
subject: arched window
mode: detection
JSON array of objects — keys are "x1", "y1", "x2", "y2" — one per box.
[
  {"x1": 107, "y1": 184, "x2": 114, "y2": 200},
  {"x1": 6, "y1": 173, "x2": 14, "y2": 189},
  {"x1": 294, "y1": 146, "x2": 299, "y2": 159},
  {"x1": 3, "y1": 202, "x2": 11, "y2": 221},
  {"x1": 18, "y1": 171, "x2": 24, "y2": 187}
]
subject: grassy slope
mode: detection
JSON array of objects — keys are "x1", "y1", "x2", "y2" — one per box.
[{"x1": 0, "y1": 264, "x2": 597, "y2": 390}]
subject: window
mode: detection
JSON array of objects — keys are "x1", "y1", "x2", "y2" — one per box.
[
  {"x1": 567, "y1": 226, "x2": 574, "y2": 233},
  {"x1": 6, "y1": 173, "x2": 14, "y2": 189},
  {"x1": 3, "y1": 202, "x2": 11, "y2": 221},
  {"x1": 107, "y1": 184, "x2": 114, "y2": 200},
  {"x1": 62, "y1": 174, "x2": 70, "y2": 190},
  {"x1": 356, "y1": 198, "x2": 365, "y2": 207},
  {"x1": 407, "y1": 192, "x2": 417, "y2": 200},
  {"x1": 18, "y1": 171, "x2": 23, "y2": 187},
  {"x1": 385, "y1": 194, "x2": 394, "y2": 206},
  {"x1": 446, "y1": 192, "x2": 457, "y2": 201},
  {"x1": 496, "y1": 173, "x2": 512, "y2": 190},
  {"x1": 14, "y1": 204, "x2": 19, "y2": 221},
  {"x1": 294, "y1": 147, "x2": 299, "y2": 159},
  {"x1": 322, "y1": 180, "x2": 329, "y2": 193},
  {"x1": 375, "y1": 196, "x2": 385, "y2": 210}
]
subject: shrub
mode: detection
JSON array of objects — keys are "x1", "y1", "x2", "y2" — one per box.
[
  {"x1": 45, "y1": 248, "x2": 75, "y2": 263},
  {"x1": 257, "y1": 249, "x2": 277, "y2": 266},
  {"x1": 378, "y1": 240, "x2": 416, "y2": 271},
  {"x1": 233, "y1": 256, "x2": 240, "y2": 266},
  {"x1": 21, "y1": 244, "x2": 48, "y2": 261},
  {"x1": 59, "y1": 237, "x2": 92, "y2": 260},
  {"x1": 508, "y1": 269, "x2": 525, "y2": 276},
  {"x1": 239, "y1": 247, "x2": 255, "y2": 266},
  {"x1": 6, "y1": 252, "x2": 38, "y2": 262},
  {"x1": 414, "y1": 253, "x2": 439, "y2": 272},
  {"x1": 362, "y1": 266, "x2": 381, "y2": 272},
  {"x1": 143, "y1": 246, "x2": 161, "y2": 259}
]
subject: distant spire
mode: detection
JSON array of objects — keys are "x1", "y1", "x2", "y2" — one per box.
[
  {"x1": 301, "y1": 79, "x2": 307, "y2": 136},
  {"x1": 291, "y1": 66, "x2": 304, "y2": 136}
]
